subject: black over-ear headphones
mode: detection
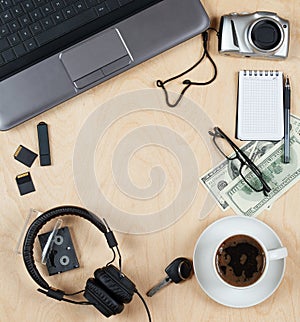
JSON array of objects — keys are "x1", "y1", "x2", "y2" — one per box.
[{"x1": 22, "y1": 205, "x2": 151, "y2": 321}]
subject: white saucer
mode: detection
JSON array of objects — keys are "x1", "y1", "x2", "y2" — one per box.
[{"x1": 193, "y1": 216, "x2": 286, "y2": 308}]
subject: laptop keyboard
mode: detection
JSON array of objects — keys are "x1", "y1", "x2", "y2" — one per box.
[{"x1": 0, "y1": 0, "x2": 162, "y2": 80}]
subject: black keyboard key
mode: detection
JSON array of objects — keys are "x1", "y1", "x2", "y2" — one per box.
[
  {"x1": 94, "y1": 3, "x2": 109, "y2": 16},
  {"x1": 74, "y1": 1, "x2": 87, "y2": 12},
  {"x1": 13, "y1": 43, "x2": 27, "y2": 57},
  {"x1": 1, "y1": 10, "x2": 13, "y2": 23},
  {"x1": 51, "y1": 0, "x2": 64, "y2": 9},
  {"x1": 105, "y1": 0, "x2": 119, "y2": 11},
  {"x1": 33, "y1": 0, "x2": 46, "y2": 6},
  {"x1": 21, "y1": 0, "x2": 35, "y2": 12},
  {"x1": 18, "y1": 27, "x2": 32, "y2": 41},
  {"x1": 118, "y1": 0, "x2": 133, "y2": 6},
  {"x1": 2, "y1": 48, "x2": 16, "y2": 62},
  {"x1": 40, "y1": 17, "x2": 54, "y2": 30},
  {"x1": 0, "y1": 55, "x2": 5, "y2": 66},
  {"x1": 0, "y1": 0, "x2": 13, "y2": 10},
  {"x1": 0, "y1": 38, "x2": 10, "y2": 51},
  {"x1": 8, "y1": 20, "x2": 21, "y2": 33},
  {"x1": 40, "y1": 3, "x2": 54, "y2": 16},
  {"x1": 85, "y1": 0, "x2": 98, "y2": 7},
  {"x1": 23, "y1": 38, "x2": 37, "y2": 51},
  {"x1": 62, "y1": 5, "x2": 77, "y2": 19},
  {"x1": 0, "y1": 25, "x2": 10, "y2": 37},
  {"x1": 11, "y1": 5, "x2": 23, "y2": 17},
  {"x1": 36, "y1": 8, "x2": 97, "y2": 45},
  {"x1": 51, "y1": 11, "x2": 64, "y2": 24},
  {"x1": 29, "y1": 22, "x2": 43, "y2": 35},
  {"x1": 7, "y1": 33, "x2": 20, "y2": 46},
  {"x1": 30, "y1": 8, "x2": 43, "y2": 21},
  {"x1": 19, "y1": 14, "x2": 32, "y2": 28},
  {"x1": 64, "y1": 0, "x2": 75, "y2": 5}
]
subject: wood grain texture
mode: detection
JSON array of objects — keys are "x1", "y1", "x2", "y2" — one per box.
[{"x1": 0, "y1": 1, "x2": 299, "y2": 321}]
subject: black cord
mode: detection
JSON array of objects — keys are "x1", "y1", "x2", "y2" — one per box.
[
  {"x1": 64, "y1": 290, "x2": 93, "y2": 305},
  {"x1": 116, "y1": 245, "x2": 122, "y2": 274},
  {"x1": 106, "y1": 247, "x2": 116, "y2": 267},
  {"x1": 64, "y1": 289, "x2": 85, "y2": 296},
  {"x1": 103, "y1": 217, "x2": 122, "y2": 272},
  {"x1": 208, "y1": 27, "x2": 219, "y2": 35},
  {"x1": 61, "y1": 298, "x2": 92, "y2": 305},
  {"x1": 37, "y1": 288, "x2": 92, "y2": 305},
  {"x1": 156, "y1": 28, "x2": 218, "y2": 107},
  {"x1": 185, "y1": 31, "x2": 217, "y2": 86},
  {"x1": 135, "y1": 289, "x2": 152, "y2": 322}
]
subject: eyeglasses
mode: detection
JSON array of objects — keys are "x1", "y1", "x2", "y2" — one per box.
[{"x1": 208, "y1": 127, "x2": 271, "y2": 196}]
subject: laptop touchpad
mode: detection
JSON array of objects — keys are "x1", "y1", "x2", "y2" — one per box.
[{"x1": 60, "y1": 28, "x2": 133, "y2": 89}]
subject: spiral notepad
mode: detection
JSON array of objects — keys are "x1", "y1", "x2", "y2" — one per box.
[{"x1": 236, "y1": 70, "x2": 284, "y2": 141}]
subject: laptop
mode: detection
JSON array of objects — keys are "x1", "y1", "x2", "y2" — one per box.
[{"x1": 0, "y1": 0, "x2": 209, "y2": 130}]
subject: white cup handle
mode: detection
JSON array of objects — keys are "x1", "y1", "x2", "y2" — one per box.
[{"x1": 267, "y1": 247, "x2": 288, "y2": 261}]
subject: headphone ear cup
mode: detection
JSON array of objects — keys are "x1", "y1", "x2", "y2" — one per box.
[
  {"x1": 84, "y1": 278, "x2": 124, "y2": 317},
  {"x1": 94, "y1": 265, "x2": 135, "y2": 304}
]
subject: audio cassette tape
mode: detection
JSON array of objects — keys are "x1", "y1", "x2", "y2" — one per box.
[{"x1": 38, "y1": 226, "x2": 79, "y2": 276}]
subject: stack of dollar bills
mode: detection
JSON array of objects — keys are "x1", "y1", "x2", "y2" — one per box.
[{"x1": 200, "y1": 114, "x2": 300, "y2": 217}]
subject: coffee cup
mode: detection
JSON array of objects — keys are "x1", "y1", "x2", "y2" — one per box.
[{"x1": 213, "y1": 233, "x2": 287, "y2": 289}]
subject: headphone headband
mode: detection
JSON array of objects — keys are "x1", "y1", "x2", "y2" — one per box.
[
  {"x1": 22, "y1": 206, "x2": 109, "y2": 290},
  {"x1": 22, "y1": 205, "x2": 152, "y2": 322}
]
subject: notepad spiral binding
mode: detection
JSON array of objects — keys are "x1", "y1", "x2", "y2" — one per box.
[{"x1": 243, "y1": 70, "x2": 280, "y2": 76}]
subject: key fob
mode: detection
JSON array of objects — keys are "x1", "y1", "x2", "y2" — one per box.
[{"x1": 165, "y1": 257, "x2": 193, "y2": 284}]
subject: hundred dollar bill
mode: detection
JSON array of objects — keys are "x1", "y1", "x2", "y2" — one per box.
[
  {"x1": 220, "y1": 114, "x2": 300, "y2": 217},
  {"x1": 200, "y1": 140, "x2": 276, "y2": 210}
]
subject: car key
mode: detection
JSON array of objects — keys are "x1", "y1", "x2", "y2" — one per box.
[{"x1": 146, "y1": 257, "x2": 193, "y2": 297}]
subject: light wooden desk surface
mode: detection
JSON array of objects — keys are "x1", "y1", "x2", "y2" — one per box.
[{"x1": 1, "y1": 1, "x2": 299, "y2": 321}]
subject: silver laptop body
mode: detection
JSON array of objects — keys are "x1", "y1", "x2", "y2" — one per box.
[{"x1": 0, "y1": 0, "x2": 209, "y2": 130}]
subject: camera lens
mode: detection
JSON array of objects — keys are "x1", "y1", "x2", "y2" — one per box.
[{"x1": 250, "y1": 19, "x2": 282, "y2": 51}]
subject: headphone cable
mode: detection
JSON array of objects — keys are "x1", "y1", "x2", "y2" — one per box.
[
  {"x1": 103, "y1": 218, "x2": 123, "y2": 274},
  {"x1": 65, "y1": 289, "x2": 85, "y2": 296},
  {"x1": 135, "y1": 289, "x2": 152, "y2": 322},
  {"x1": 37, "y1": 288, "x2": 92, "y2": 305}
]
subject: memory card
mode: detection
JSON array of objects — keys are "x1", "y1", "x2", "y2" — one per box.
[
  {"x1": 16, "y1": 172, "x2": 35, "y2": 196},
  {"x1": 14, "y1": 145, "x2": 38, "y2": 167}
]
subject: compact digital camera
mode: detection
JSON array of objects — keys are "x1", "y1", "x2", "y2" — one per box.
[{"x1": 218, "y1": 11, "x2": 289, "y2": 59}]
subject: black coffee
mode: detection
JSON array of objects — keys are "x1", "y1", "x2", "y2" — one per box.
[{"x1": 215, "y1": 234, "x2": 266, "y2": 287}]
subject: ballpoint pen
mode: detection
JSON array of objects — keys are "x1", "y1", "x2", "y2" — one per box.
[{"x1": 284, "y1": 75, "x2": 291, "y2": 163}]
